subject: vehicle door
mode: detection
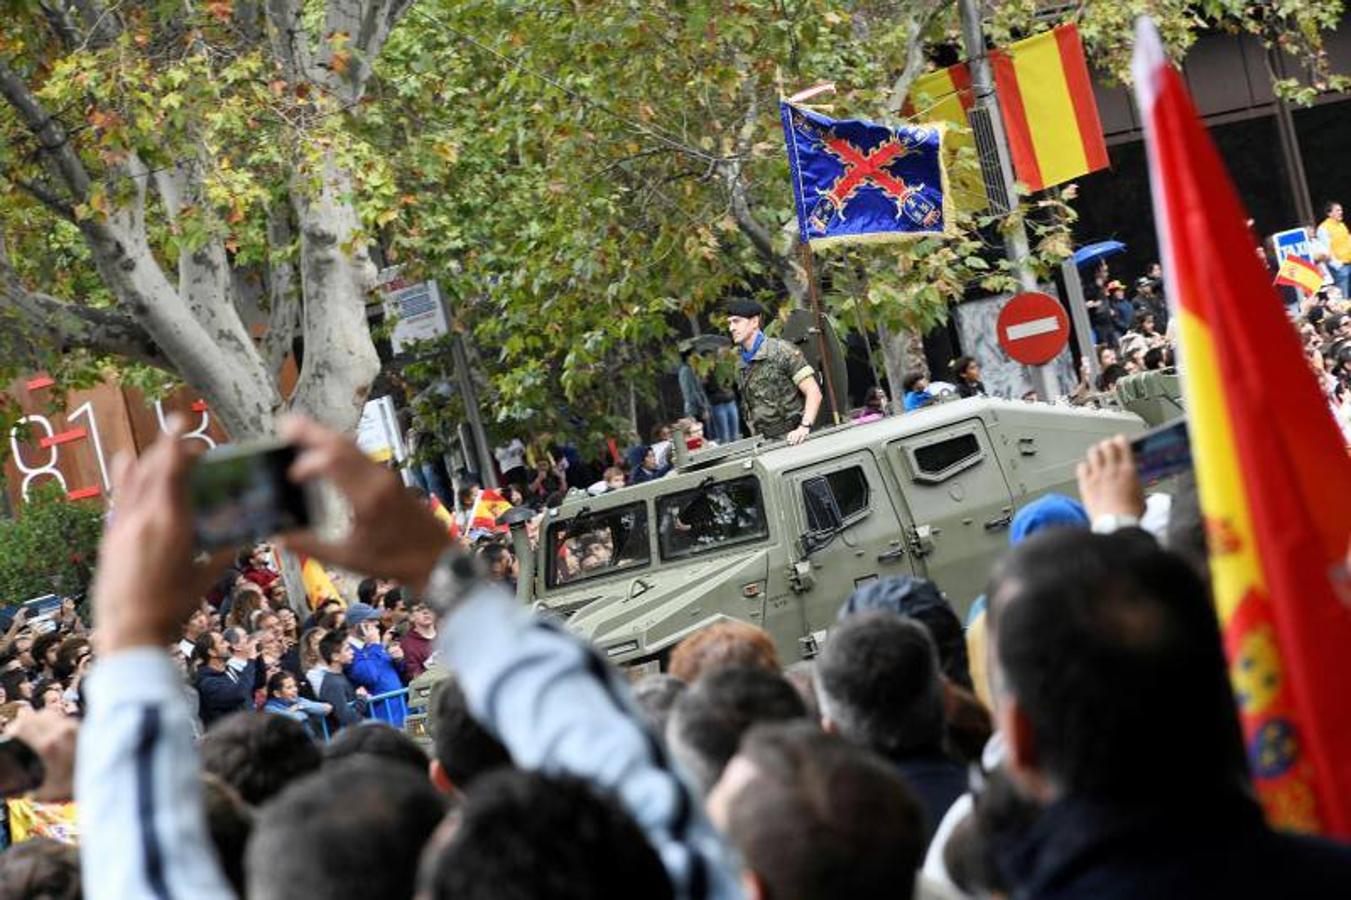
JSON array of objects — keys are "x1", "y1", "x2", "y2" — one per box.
[
  {"x1": 771, "y1": 450, "x2": 916, "y2": 659},
  {"x1": 886, "y1": 419, "x2": 1016, "y2": 616}
]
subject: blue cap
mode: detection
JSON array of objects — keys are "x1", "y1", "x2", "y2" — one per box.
[
  {"x1": 1009, "y1": 493, "x2": 1089, "y2": 545},
  {"x1": 344, "y1": 602, "x2": 381, "y2": 627}
]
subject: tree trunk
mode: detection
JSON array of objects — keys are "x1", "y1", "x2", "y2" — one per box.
[
  {"x1": 288, "y1": 154, "x2": 382, "y2": 430},
  {"x1": 877, "y1": 322, "x2": 928, "y2": 408}
]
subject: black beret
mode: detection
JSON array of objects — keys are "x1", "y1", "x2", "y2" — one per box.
[{"x1": 725, "y1": 298, "x2": 767, "y2": 320}]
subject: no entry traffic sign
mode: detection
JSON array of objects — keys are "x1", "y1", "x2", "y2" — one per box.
[{"x1": 997, "y1": 291, "x2": 1070, "y2": 365}]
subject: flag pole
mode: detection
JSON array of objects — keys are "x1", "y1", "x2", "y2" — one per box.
[
  {"x1": 957, "y1": 0, "x2": 1059, "y2": 403},
  {"x1": 798, "y1": 242, "x2": 843, "y2": 425}
]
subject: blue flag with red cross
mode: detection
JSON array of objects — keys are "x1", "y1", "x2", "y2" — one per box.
[{"x1": 780, "y1": 101, "x2": 952, "y2": 248}]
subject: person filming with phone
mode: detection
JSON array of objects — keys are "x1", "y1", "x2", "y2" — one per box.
[{"x1": 339, "y1": 603, "x2": 406, "y2": 726}]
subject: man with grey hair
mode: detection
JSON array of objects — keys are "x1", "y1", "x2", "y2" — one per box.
[
  {"x1": 666, "y1": 666, "x2": 806, "y2": 796},
  {"x1": 815, "y1": 610, "x2": 965, "y2": 842}
]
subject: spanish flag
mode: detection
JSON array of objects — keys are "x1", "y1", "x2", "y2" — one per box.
[
  {"x1": 903, "y1": 64, "x2": 984, "y2": 210},
  {"x1": 467, "y1": 488, "x2": 512, "y2": 535},
  {"x1": 1135, "y1": 19, "x2": 1351, "y2": 835},
  {"x1": 992, "y1": 25, "x2": 1108, "y2": 193},
  {"x1": 429, "y1": 494, "x2": 461, "y2": 541},
  {"x1": 1274, "y1": 254, "x2": 1325, "y2": 297},
  {"x1": 300, "y1": 555, "x2": 343, "y2": 610},
  {"x1": 904, "y1": 25, "x2": 1108, "y2": 201}
]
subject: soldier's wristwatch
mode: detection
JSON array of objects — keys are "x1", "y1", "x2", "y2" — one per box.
[{"x1": 421, "y1": 548, "x2": 485, "y2": 618}]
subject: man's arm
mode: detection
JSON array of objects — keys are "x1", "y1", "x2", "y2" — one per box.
[
  {"x1": 80, "y1": 651, "x2": 235, "y2": 900},
  {"x1": 438, "y1": 585, "x2": 741, "y2": 900},
  {"x1": 786, "y1": 371, "x2": 822, "y2": 446},
  {"x1": 77, "y1": 418, "x2": 237, "y2": 900},
  {"x1": 274, "y1": 415, "x2": 742, "y2": 900}
]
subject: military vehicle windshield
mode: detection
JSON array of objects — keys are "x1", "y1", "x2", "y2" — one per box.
[
  {"x1": 656, "y1": 475, "x2": 769, "y2": 561},
  {"x1": 547, "y1": 503, "x2": 651, "y2": 587}
]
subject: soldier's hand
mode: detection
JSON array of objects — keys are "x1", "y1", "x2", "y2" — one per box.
[{"x1": 785, "y1": 425, "x2": 811, "y2": 446}]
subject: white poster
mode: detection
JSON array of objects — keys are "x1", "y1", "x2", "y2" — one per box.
[{"x1": 356, "y1": 396, "x2": 406, "y2": 463}]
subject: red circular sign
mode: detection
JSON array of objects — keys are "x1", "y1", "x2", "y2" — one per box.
[{"x1": 997, "y1": 291, "x2": 1070, "y2": 365}]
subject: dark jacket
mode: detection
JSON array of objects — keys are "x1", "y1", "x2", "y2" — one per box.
[
  {"x1": 195, "y1": 661, "x2": 256, "y2": 729},
  {"x1": 998, "y1": 792, "x2": 1351, "y2": 899},
  {"x1": 957, "y1": 379, "x2": 987, "y2": 398},
  {"x1": 895, "y1": 754, "x2": 968, "y2": 845},
  {"x1": 317, "y1": 669, "x2": 365, "y2": 733}
]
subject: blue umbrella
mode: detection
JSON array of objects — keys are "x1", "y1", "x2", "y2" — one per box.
[{"x1": 1073, "y1": 240, "x2": 1126, "y2": 268}]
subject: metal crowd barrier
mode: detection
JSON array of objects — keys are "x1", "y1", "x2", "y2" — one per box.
[{"x1": 315, "y1": 686, "x2": 423, "y2": 742}]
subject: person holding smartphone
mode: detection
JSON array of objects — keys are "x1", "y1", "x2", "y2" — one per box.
[
  {"x1": 341, "y1": 604, "x2": 406, "y2": 726},
  {"x1": 193, "y1": 631, "x2": 257, "y2": 729}
]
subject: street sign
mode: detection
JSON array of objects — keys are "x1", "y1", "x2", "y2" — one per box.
[
  {"x1": 997, "y1": 291, "x2": 1070, "y2": 365},
  {"x1": 1272, "y1": 227, "x2": 1313, "y2": 266},
  {"x1": 383, "y1": 280, "x2": 449, "y2": 354}
]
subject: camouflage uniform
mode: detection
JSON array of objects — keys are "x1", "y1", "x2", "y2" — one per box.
[{"x1": 737, "y1": 336, "x2": 816, "y2": 439}]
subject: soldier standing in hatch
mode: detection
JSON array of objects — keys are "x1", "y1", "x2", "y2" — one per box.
[{"x1": 726, "y1": 299, "x2": 822, "y2": 445}]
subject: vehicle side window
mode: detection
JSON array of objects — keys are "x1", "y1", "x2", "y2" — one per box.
[
  {"x1": 803, "y1": 466, "x2": 870, "y2": 534},
  {"x1": 546, "y1": 503, "x2": 650, "y2": 587},
  {"x1": 909, "y1": 432, "x2": 983, "y2": 482},
  {"x1": 657, "y1": 476, "x2": 768, "y2": 560}
]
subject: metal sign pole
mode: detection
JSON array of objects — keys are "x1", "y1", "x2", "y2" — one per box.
[
  {"x1": 798, "y1": 243, "x2": 843, "y2": 424},
  {"x1": 1060, "y1": 258, "x2": 1101, "y2": 384},
  {"x1": 958, "y1": 0, "x2": 1058, "y2": 401}
]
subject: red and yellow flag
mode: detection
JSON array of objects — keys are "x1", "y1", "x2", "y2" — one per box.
[
  {"x1": 903, "y1": 64, "x2": 984, "y2": 210},
  {"x1": 299, "y1": 555, "x2": 343, "y2": 610},
  {"x1": 1274, "y1": 254, "x2": 1325, "y2": 297},
  {"x1": 428, "y1": 494, "x2": 462, "y2": 541},
  {"x1": 468, "y1": 488, "x2": 512, "y2": 535},
  {"x1": 1135, "y1": 19, "x2": 1351, "y2": 836},
  {"x1": 992, "y1": 25, "x2": 1109, "y2": 192},
  {"x1": 904, "y1": 25, "x2": 1107, "y2": 202}
]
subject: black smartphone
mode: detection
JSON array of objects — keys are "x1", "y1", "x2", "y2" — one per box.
[
  {"x1": 0, "y1": 736, "x2": 45, "y2": 798},
  {"x1": 188, "y1": 441, "x2": 312, "y2": 550},
  {"x1": 1130, "y1": 419, "x2": 1192, "y2": 485}
]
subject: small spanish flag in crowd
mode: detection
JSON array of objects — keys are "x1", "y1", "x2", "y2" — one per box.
[
  {"x1": 468, "y1": 488, "x2": 512, "y2": 535},
  {"x1": 1135, "y1": 18, "x2": 1351, "y2": 836},
  {"x1": 300, "y1": 555, "x2": 343, "y2": 610},
  {"x1": 1274, "y1": 254, "x2": 1325, "y2": 297},
  {"x1": 8, "y1": 798, "x2": 79, "y2": 843},
  {"x1": 904, "y1": 24, "x2": 1108, "y2": 204},
  {"x1": 428, "y1": 494, "x2": 461, "y2": 541}
]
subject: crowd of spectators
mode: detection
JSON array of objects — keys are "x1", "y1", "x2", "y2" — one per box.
[{"x1": 0, "y1": 412, "x2": 1345, "y2": 900}]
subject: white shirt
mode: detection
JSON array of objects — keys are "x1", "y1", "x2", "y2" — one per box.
[{"x1": 494, "y1": 439, "x2": 526, "y2": 472}]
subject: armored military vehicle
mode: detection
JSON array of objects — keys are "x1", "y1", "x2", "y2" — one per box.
[{"x1": 507, "y1": 397, "x2": 1149, "y2": 673}]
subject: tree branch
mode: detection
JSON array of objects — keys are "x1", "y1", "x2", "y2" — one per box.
[
  {"x1": 0, "y1": 59, "x2": 93, "y2": 205},
  {"x1": 318, "y1": 0, "x2": 416, "y2": 103},
  {"x1": 261, "y1": 201, "x2": 300, "y2": 375},
  {"x1": 151, "y1": 160, "x2": 262, "y2": 370},
  {"x1": 37, "y1": 1, "x2": 83, "y2": 50},
  {"x1": 69, "y1": 0, "x2": 123, "y2": 49},
  {"x1": 719, "y1": 83, "x2": 807, "y2": 303},
  {"x1": 885, "y1": 1, "x2": 954, "y2": 115},
  {"x1": 265, "y1": 0, "x2": 316, "y2": 84},
  {"x1": 0, "y1": 234, "x2": 165, "y2": 367},
  {"x1": 0, "y1": 166, "x2": 79, "y2": 222}
]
